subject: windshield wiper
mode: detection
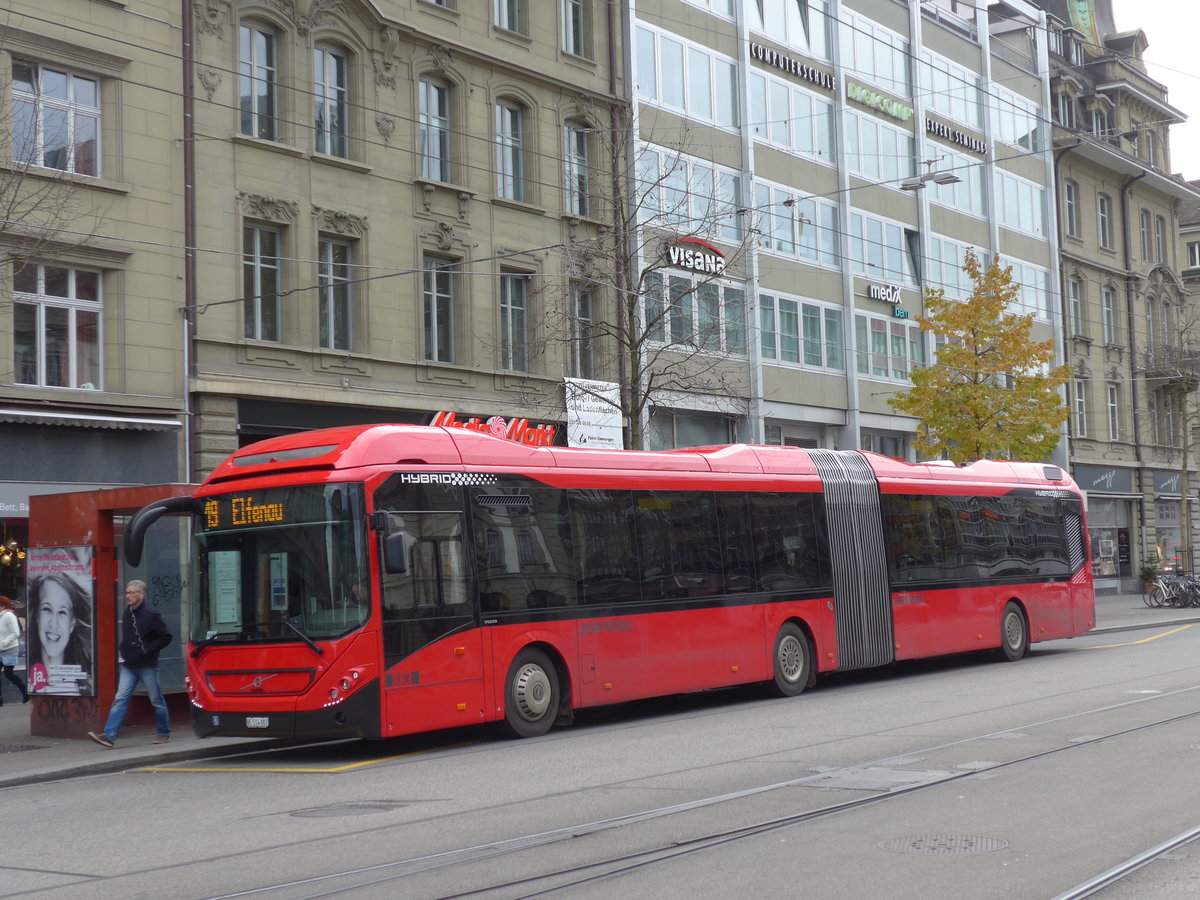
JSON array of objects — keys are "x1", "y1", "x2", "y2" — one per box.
[{"x1": 285, "y1": 617, "x2": 325, "y2": 656}]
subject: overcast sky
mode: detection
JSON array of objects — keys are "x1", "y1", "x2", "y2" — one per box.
[{"x1": 1109, "y1": 0, "x2": 1200, "y2": 180}]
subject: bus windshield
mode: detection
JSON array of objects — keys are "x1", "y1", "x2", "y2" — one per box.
[{"x1": 191, "y1": 483, "x2": 370, "y2": 646}]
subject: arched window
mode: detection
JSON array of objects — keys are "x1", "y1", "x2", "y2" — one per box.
[
  {"x1": 564, "y1": 119, "x2": 591, "y2": 216},
  {"x1": 495, "y1": 98, "x2": 526, "y2": 201},
  {"x1": 419, "y1": 76, "x2": 452, "y2": 182},
  {"x1": 314, "y1": 44, "x2": 348, "y2": 157},
  {"x1": 240, "y1": 21, "x2": 277, "y2": 140}
]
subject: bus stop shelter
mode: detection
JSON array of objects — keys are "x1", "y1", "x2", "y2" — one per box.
[{"x1": 27, "y1": 484, "x2": 195, "y2": 738}]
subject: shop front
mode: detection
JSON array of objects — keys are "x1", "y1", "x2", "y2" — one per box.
[{"x1": 1074, "y1": 465, "x2": 1137, "y2": 594}]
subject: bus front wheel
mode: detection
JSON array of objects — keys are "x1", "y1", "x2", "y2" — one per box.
[
  {"x1": 503, "y1": 648, "x2": 561, "y2": 738},
  {"x1": 998, "y1": 602, "x2": 1028, "y2": 661},
  {"x1": 771, "y1": 623, "x2": 812, "y2": 697}
]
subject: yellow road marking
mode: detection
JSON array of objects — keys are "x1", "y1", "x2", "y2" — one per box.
[
  {"x1": 1085, "y1": 624, "x2": 1194, "y2": 649},
  {"x1": 139, "y1": 740, "x2": 477, "y2": 774}
]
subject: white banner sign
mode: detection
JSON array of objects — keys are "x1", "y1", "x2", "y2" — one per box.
[{"x1": 564, "y1": 378, "x2": 623, "y2": 449}]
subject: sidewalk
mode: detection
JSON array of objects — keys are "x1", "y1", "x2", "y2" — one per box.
[{"x1": 0, "y1": 591, "x2": 1194, "y2": 789}]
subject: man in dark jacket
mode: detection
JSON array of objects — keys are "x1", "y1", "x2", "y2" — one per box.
[{"x1": 87, "y1": 580, "x2": 173, "y2": 748}]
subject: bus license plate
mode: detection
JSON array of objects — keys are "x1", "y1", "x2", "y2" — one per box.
[{"x1": 246, "y1": 717, "x2": 270, "y2": 729}]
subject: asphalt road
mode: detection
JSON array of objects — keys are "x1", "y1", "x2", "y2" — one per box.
[{"x1": 4, "y1": 622, "x2": 1200, "y2": 899}]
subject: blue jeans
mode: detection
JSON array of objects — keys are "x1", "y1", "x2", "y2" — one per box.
[{"x1": 102, "y1": 664, "x2": 169, "y2": 741}]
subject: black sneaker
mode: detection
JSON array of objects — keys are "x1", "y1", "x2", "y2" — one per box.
[{"x1": 87, "y1": 731, "x2": 114, "y2": 749}]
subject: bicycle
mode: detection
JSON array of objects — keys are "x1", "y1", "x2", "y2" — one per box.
[{"x1": 1145, "y1": 573, "x2": 1200, "y2": 608}]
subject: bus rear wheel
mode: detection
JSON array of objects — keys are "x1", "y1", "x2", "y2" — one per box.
[
  {"x1": 998, "y1": 602, "x2": 1028, "y2": 661},
  {"x1": 502, "y1": 648, "x2": 560, "y2": 738},
  {"x1": 771, "y1": 623, "x2": 812, "y2": 697}
]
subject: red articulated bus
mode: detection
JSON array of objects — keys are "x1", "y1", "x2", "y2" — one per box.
[{"x1": 124, "y1": 424, "x2": 1095, "y2": 740}]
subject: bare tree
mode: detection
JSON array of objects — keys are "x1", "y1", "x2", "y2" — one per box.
[
  {"x1": 0, "y1": 45, "x2": 107, "y2": 302},
  {"x1": 532, "y1": 106, "x2": 760, "y2": 450}
]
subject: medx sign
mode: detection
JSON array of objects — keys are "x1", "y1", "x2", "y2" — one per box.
[{"x1": 869, "y1": 283, "x2": 909, "y2": 319}]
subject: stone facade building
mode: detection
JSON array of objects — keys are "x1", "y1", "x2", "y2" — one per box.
[{"x1": 1039, "y1": 0, "x2": 1200, "y2": 589}]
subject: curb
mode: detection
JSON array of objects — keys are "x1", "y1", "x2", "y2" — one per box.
[
  {"x1": 1088, "y1": 615, "x2": 1200, "y2": 635},
  {"x1": 0, "y1": 737, "x2": 294, "y2": 791}
]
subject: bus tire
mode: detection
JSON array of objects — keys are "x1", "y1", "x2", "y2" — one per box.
[
  {"x1": 998, "y1": 602, "x2": 1028, "y2": 661},
  {"x1": 502, "y1": 648, "x2": 560, "y2": 738},
  {"x1": 771, "y1": 623, "x2": 812, "y2": 697}
]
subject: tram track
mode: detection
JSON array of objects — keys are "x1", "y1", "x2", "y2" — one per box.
[{"x1": 196, "y1": 683, "x2": 1200, "y2": 900}]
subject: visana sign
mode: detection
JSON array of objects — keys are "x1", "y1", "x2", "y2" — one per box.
[
  {"x1": 430, "y1": 410, "x2": 557, "y2": 446},
  {"x1": 666, "y1": 237, "x2": 726, "y2": 275}
]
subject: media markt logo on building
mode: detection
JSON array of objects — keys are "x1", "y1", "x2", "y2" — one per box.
[
  {"x1": 846, "y1": 82, "x2": 913, "y2": 121},
  {"x1": 430, "y1": 410, "x2": 557, "y2": 447},
  {"x1": 666, "y1": 237, "x2": 726, "y2": 275}
]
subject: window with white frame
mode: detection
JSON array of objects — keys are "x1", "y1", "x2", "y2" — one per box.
[
  {"x1": 1098, "y1": 193, "x2": 1112, "y2": 248},
  {"x1": 562, "y1": 0, "x2": 589, "y2": 57},
  {"x1": 643, "y1": 271, "x2": 745, "y2": 354},
  {"x1": 759, "y1": 292, "x2": 843, "y2": 370},
  {"x1": 243, "y1": 224, "x2": 282, "y2": 342},
  {"x1": 1140, "y1": 209, "x2": 1152, "y2": 260},
  {"x1": 840, "y1": 11, "x2": 910, "y2": 97},
  {"x1": 748, "y1": 71, "x2": 836, "y2": 163},
  {"x1": 495, "y1": 100, "x2": 526, "y2": 201},
  {"x1": 499, "y1": 271, "x2": 529, "y2": 371},
  {"x1": 848, "y1": 211, "x2": 915, "y2": 284},
  {"x1": 12, "y1": 59, "x2": 100, "y2": 176},
  {"x1": 682, "y1": 0, "x2": 734, "y2": 16},
  {"x1": 1155, "y1": 215, "x2": 1166, "y2": 264},
  {"x1": 995, "y1": 169, "x2": 1046, "y2": 237},
  {"x1": 855, "y1": 312, "x2": 925, "y2": 381},
  {"x1": 239, "y1": 22, "x2": 277, "y2": 140},
  {"x1": 747, "y1": 0, "x2": 830, "y2": 59},
  {"x1": 990, "y1": 85, "x2": 1043, "y2": 151},
  {"x1": 927, "y1": 234, "x2": 983, "y2": 301},
  {"x1": 844, "y1": 110, "x2": 915, "y2": 187},
  {"x1": 919, "y1": 50, "x2": 982, "y2": 129},
  {"x1": 1102, "y1": 285, "x2": 1116, "y2": 344},
  {"x1": 318, "y1": 238, "x2": 352, "y2": 351},
  {"x1": 1007, "y1": 258, "x2": 1052, "y2": 319},
  {"x1": 928, "y1": 146, "x2": 985, "y2": 217},
  {"x1": 564, "y1": 120, "x2": 590, "y2": 216},
  {"x1": 314, "y1": 46, "x2": 348, "y2": 157},
  {"x1": 1107, "y1": 383, "x2": 1120, "y2": 440},
  {"x1": 1188, "y1": 240, "x2": 1200, "y2": 269},
  {"x1": 569, "y1": 284, "x2": 595, "y2": 378},
  {"x1": 1146, "y1": 297, "x2": 1158, "y2": 345},
  {"x1": 419, "y1": 77, "x2": 451, "y2": 182},
  {"x1": 1068, "y1": 277, "x2": 1083, "y2": 335},
  {"x1": 754, "y1": 181, "x2": 839, "y2": 267},
  {"x1": 495, "y1": 0, "x2": 523, "y2": 33},
  {"x1": 637, "y1": 145, "x2": 742, "y2": 242},
  {"x1": 1055, "y1": 90, "x2": 1076, "y2": 129},
  {"x1": 1073, "y1": 379, "x2": 1087, "y2": 438},
  {"x1": 12, "y1": 262, "x2": 101, "y2": 389},
  {"x1": 424, "y1": 255, "x2": 457, "y2": 362},
  {"x1": 1063, "y1": 179, "x2": 1079, "y2": 237},
  {"x1": 634, "y1": 25, "x2": 738, "y2": 128}
]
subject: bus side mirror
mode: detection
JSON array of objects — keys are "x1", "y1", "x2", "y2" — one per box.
[{"x1": 382, "y1": 532, "x2": 408, "y2": 574}]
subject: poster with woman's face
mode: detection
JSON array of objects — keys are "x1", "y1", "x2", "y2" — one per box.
[{"x1": 26, "y1": 547, "x2": 95, "y2": 697}]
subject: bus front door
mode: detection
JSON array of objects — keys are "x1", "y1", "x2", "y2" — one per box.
[{"x1": 378, "y1": 511, "x2": 485, "y2": 736}]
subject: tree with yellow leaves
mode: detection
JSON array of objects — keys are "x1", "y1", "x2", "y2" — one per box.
[{"x1": 889, "y1": 249, "x2": 1070, "y2": 464}]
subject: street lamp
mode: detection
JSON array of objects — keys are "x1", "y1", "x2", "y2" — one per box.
[
  {"x1": 900, "y1": 157, "x2": 962, "y2": 191},
  {"x1": 900, "y1": 170, "x2": 962, "y2": 190}
]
